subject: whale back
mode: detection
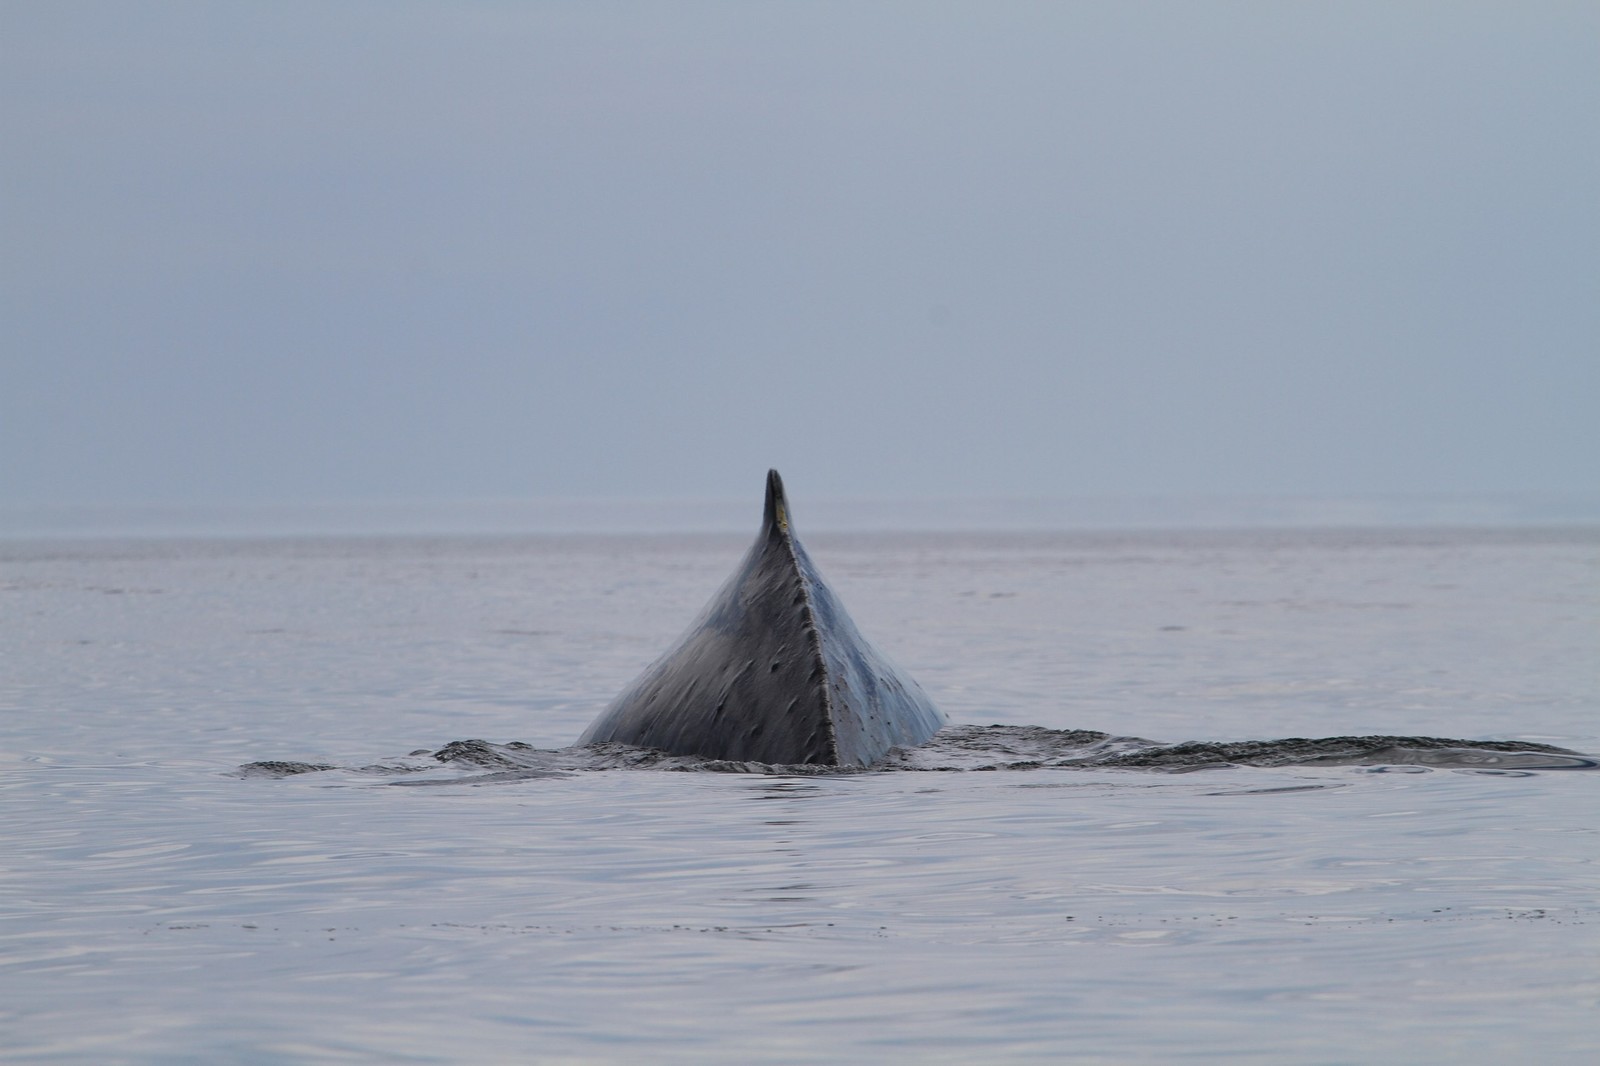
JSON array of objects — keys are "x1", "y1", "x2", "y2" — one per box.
[{"x1": 578, "y1": 470, "x2": 945, "y2": 766}]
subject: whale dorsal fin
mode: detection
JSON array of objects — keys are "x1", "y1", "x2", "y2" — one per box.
[{"x1": 763, "y1": 468, "x2": 789, "y2": 537}]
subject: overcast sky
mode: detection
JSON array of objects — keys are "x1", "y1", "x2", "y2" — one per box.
[{"x1": 3, "y1": 2, "x2": 1596, "y2": 513}]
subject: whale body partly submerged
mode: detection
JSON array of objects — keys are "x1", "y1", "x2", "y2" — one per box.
[
  {"x1": 579, "y1": 470, "x2": 946, "y2": 766},
  {"x1": 236, "y1": 470, "x2": 1593, "y2": 780}
]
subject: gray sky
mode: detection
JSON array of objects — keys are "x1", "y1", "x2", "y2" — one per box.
[{"x1": 4, "y1": 2, "x2": 1597, "y2": 510}]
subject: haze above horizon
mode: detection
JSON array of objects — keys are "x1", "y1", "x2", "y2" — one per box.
[{"x1": 4, "y1": 3, "x2": 1596, "y2": 511}]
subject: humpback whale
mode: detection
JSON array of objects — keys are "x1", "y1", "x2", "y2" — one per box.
[{"x1": 579, "y1": 470, "x2": 946, "y2": 766}]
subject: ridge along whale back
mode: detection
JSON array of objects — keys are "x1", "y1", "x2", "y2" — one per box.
[{"x1": 577, "y1": 470, "x2": 947, "y2": 766}]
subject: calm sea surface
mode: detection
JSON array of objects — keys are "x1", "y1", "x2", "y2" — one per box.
[{"x1": 3, "y1": 527, "x2": 1597, "y2": 1063}]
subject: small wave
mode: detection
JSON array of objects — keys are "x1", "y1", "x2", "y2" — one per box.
[{"x1": 236, "y1": 726, "x2": 1594, "y2": 781}]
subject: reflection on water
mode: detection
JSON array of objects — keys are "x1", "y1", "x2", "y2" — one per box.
[
  {"x1": 1203, "y1": 783, "x2": 1350, "y2": 796},
  {"x1": 746, "y1": 781, "x2": 827, "y2": 798}
]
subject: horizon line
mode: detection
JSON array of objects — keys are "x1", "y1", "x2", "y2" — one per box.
[{"x1": 3, "y1": 489, "x2": 1598, "y2": 540}]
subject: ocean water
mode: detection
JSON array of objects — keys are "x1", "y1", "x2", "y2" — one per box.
[{"x1": 2, "y1": 526, "x2": 1597, "y2": 1063}]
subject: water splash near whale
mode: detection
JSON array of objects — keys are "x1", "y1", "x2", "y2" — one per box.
[{"x1": 239, "y1": 726, "x2": 1593, "y2": 783}]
